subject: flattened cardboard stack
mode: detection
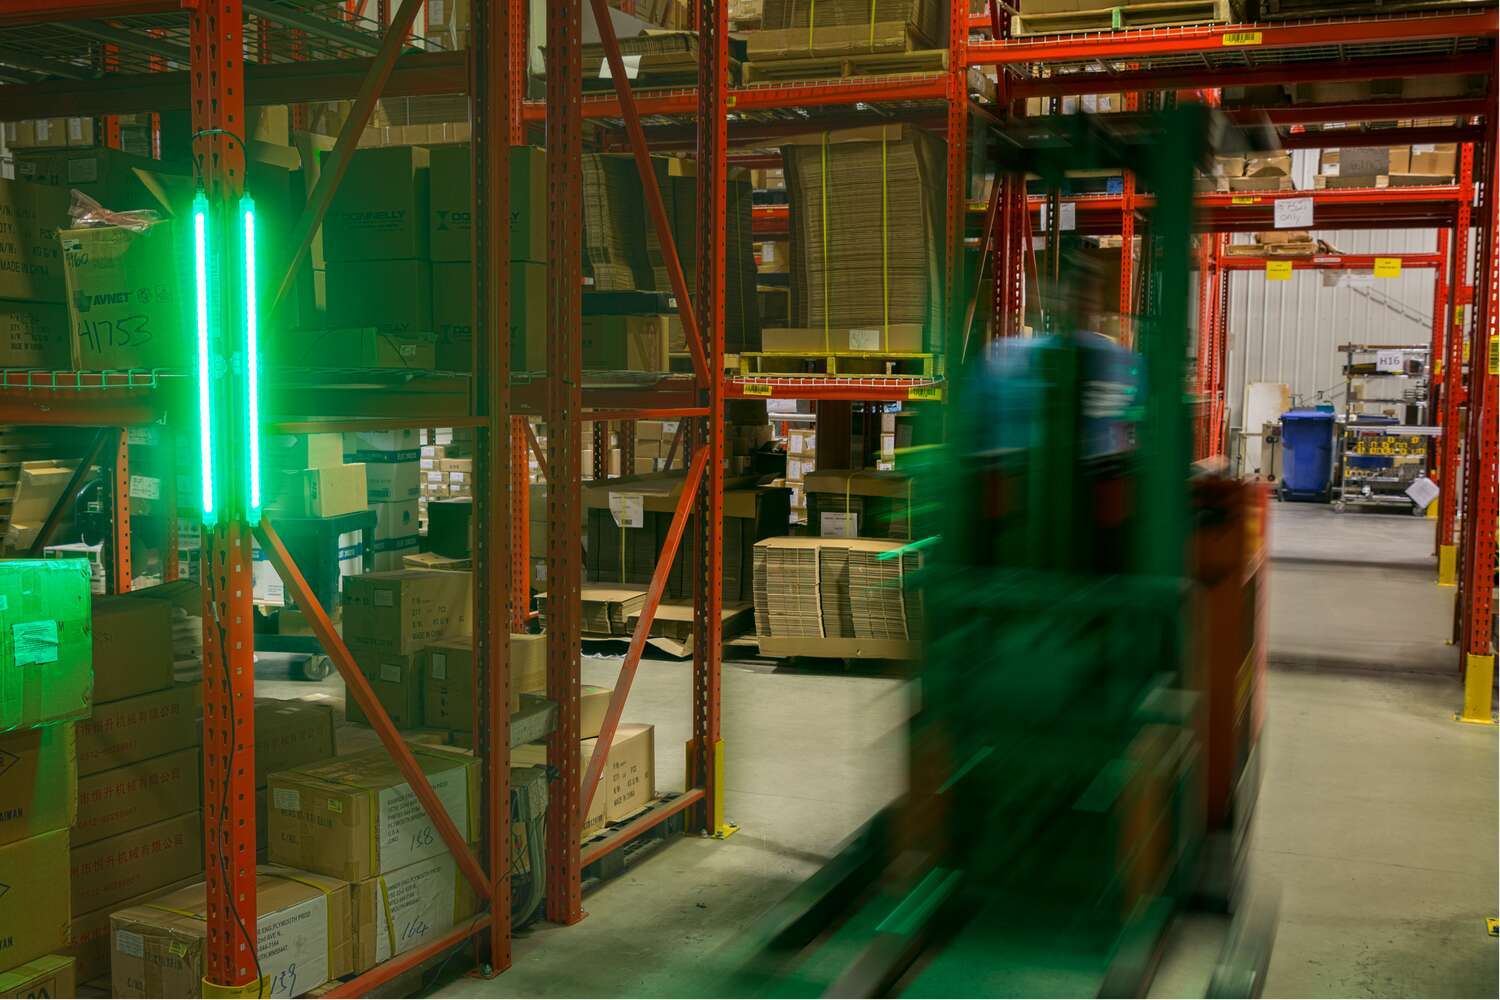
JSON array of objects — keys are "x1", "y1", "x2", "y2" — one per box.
[
  {"x1": 752, "y1": 0, "x2": 941, "y2": 56},
  {"x1": 753, "y1": 537, "x2": 921, "y2": 658},
  {"x1": 781, "y1": 126, "x2": 943, "y2": 347},
  {"x1": 580, "y1": 31, "x2": 741, "y2": 90},
  {"x1": 584, "y1": 154, "x2": 652, "y2": 292}
]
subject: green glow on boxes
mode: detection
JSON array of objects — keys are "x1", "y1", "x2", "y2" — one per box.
[
  {"x1": 242, "y1": 195, "x2": 262, "y2": 525},
  {"x1": 192, "y1": 193, "x2": 216, "y2": 526}
]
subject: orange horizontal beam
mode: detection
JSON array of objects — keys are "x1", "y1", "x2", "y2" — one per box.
[{"x1": 520, "y1": 74, "x2": 947, "y2": 122}]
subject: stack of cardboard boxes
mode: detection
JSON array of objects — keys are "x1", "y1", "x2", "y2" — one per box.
[
  {"x1": 0, "y1": 559, "x2": 93, "y2": 996},
  {"x1": 67, "y1": 592, "x2": 203, "y2": 984},
  {"x1": 342, "y1": 569, "x2": 472, "y2": 729},
  {"x1": 344, "y1": 429, "x2": 421, "y2": 570},
  {"x1": 1211, "y1": 153, "x2": 1294, "y2": 192},
  {"x1": 418, "y1": 426, "x2": 475, "y2": 540},
  {"x1": 427, "y1": 145, "x2": 548, "y2": 374},
  {"x1": 784, "y1": 427, "x2": 816, "y2": 523},
  {"x1": 0, "y1": 178, "x2": 74, "y2": 373},
  {"x1": 1316, "y1": 143, "x2": 1457, "y2": 189}
]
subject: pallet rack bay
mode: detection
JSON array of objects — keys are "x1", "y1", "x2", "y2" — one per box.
[{"x1": 0, "y1": 0, "x2": 1493, "y2": 994}]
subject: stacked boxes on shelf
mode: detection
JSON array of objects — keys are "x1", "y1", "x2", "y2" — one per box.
[
  {"x1": 512, "y1": 718, "x2": 655, "y2": 842},
  {"x1": 0, "y1": 178, "x2": 71, "y2": 372},
  {"x1": 419, "y1": 427, "x2": 476, "y2": 534},
  {"x1": 341, "y1": 569, "x2": 472, "y2": 729},
  {"x1": 67, "y1": 585, "x2": 207, "y2": 984},
  {"x1": 784, "y1": 426, "x2": 816, "y2": 522},
  {"x1": 749, "y1": 0, "x2": 942, "y2": 61},
  {"x1": 266, "y1": 743, "x2": 480, "y2": 974},
  {"x1": 632, "y1": 419, "x2": 676, "y2": 476},
  {"x1": 268, "y1": 432, "x2": 369, "y2": 519},
  {"x1": 309, "y1": 147, "x2": 436, "y2": 368},
  {"x1": 804, "y1": 468, "x2": 926, "y2": 540},
  {"x1": 1316, "y1": 143, "x2": 1457, "y2": 189},
  {"x1": 0, "y1": 560, "x2": 93, "y2": 989},
  {"x1": 1211, "y1": 152, "x2": 1294, "y2": 193},
  {"x1": 344, "y1": 429, "x2": 421, "y2": 570},
  {"x1": 427, "y1": 145, "x2": 548, "y2": 373}
]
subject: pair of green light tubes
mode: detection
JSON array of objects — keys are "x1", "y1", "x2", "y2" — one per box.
[{"x1": 191, "y1": 190, "x2": 262, "y2": 530}]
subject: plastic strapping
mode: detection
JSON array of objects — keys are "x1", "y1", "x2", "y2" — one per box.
[
  {"x1": 868, "y1": 0, "x2": 877, "y2": 50},
  {"x1": 378, "y1": 874, "x2": 398, "y2": 959}
]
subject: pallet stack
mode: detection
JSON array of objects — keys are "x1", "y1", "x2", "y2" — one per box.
[
  {"x1": 745, "y1": 0, "x2": 944, "y2": 79},
  {"x1": 752, "y1": 536, "x2": 923, "y2": 657}
]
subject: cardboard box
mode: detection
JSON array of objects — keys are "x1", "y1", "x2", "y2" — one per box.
[
  {"x1": 0, "y1": 724, "x2": 75, "y2": 846},
  {"x1": 75, "y1": 683, "x2": 200, "y2": 777},
  {"x1": 325, "y1": 146, "x2": 430, "y2": 261},
  {"x1": 0, "y1": 178, "x2": 70, "y2": 301},
  {"x1": 0, "y1": 299, "x2": 68, "y2": 368},
  {"x1": 1243, "y1": 154, "x2": 1292, "y2": 177},
  {"x1": 582, "y1": 314, "x2": 674, "y2": 371},
  {"x1": 267, "y1": 745, "x2": 478, "y2": 881},
  {"x1": 73, "y1": 746, "x2": 197, "y2": 848},
  {"x1": 265, "y1": 432, "x2": 345, "y2": 471},
  {"x1": 90, "y1": 595, "x2": 175, "y2": 703},
  {"x1": 0, "y1": 954, "x2": 75, "y2": 998},
  {"x1": 431, "y1": 145, "x2": 546, "y2": 264},
  {"x1": 513, "y1": 721, "x2": 652, "y2": 825},
  {"x1": 0, "y1": 830, "x2": 70, "y2": 973},
  {"x1": 110, "y1": 866, "x2": 353, "y2": 999},
  {"x1": 520, "y1": 683, "x2": 610, "y2": 740},
  {"x1": 351, "y1": 852, "x2": 479, "y2": 972},
  {"x1": 327, "y1": 259, "x2": 433, "y2": 335},
  {"x1": 345, "y1": 429, "x2": 422, "y2": 501},
  {"x1": 761, "y1": 325, "x2": 923, "y2": 353},
  {"x1": 372, "y1": 535, "x2": 420, "y2": 571},
  {"x1": 275, "y1": 463, "x2": 369, "y2": 517},
  {"x1": 342, "y1": 570, "x2": 472, "y2": 654},
  {"x1": 0, "y1": 558, "x2": 93, "y2": 732},
  {"x1": 421, "y1": 632, "x2": 545, "y2": 728},
  {"x1": 374, "y1": 498, "x2": 420, "y2": 541},
  {"x1": 4, "y1": 461, "x2": 76, "y2": 550},
  {"x1": 60, "y1": 221, "x2": 187, "y2": 371},
  {"x1": 288, "y1": 326, "x2": 437, "y2": 370},
  {"x1": 66, "y1": 877, "x2": 198, "y2": 982},
  {"x1": 254, "y1": 698, "x2": 337, "y2": 788},
  {"x1": 344, "y1": 644, "x2": 424, "y2": 728},
  {"x1": 432, "y1": 260, "x2": 546, "y2": 373},
  {"x1": 70, "y1": 809, "x2": 202, "y2": 916},
  {"x1": 403, "y1": 551, "x2": 471, "y2": 571},
  {"x1": 513, "y1": 738, "x2": 605, "y2": 837},
  {"x1": 1410, "y1": 143, "x2": 1457, "y2": 175},
  {"x1": 13, "y1": 147, "x2": 185, "y2": 216}
]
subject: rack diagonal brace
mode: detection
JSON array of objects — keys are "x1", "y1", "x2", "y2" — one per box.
[
  {"x1": 256, "y1": 516, "x2": 494, "y2": 901},
  {"x1": 579, "y1": 444, "x2": 708, "y2": 824},
  {"x1": 27, "y1": 427, "x2": 112, "y2": 557}
]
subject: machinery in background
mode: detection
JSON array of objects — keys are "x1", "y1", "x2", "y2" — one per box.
[
  {"x1": 1333, "y1": 344, "x2": 1440, "y2": 514},
  {"x1": 722, "y1": 106, "x2": 1275, "y2": 998}
]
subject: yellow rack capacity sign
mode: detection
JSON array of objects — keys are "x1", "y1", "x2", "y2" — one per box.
[
  {"x1": 1221, "y1": 30, "x2": 1262, "y2": 45},
  {"x1": 1231, "y1": 195, "x2": 1260, "y2": 205},
  {"x1": 1265, "y1": 260, "x2": 1293, "y2": 281},
  {"x1": 907, "y1": 385, "x2": 943, "y2": 401},
  {"x1": 741, "y1": 382, "x2": 773, "y2": 396},
  {"x1": 1374, "y1": 257, "x2": 1402, "y2": 278}
]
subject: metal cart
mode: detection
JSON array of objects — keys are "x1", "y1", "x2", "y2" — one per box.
[{"x1": 1333, "y1": 344, "x2": 1437, "y2": 513}]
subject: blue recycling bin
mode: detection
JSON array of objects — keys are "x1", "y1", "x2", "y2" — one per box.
[{"x1": 1279, "y1": 408, "x2": 1336, "y2": 502}]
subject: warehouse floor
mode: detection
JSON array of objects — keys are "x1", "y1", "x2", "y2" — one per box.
[{"x1": 268, "y1": 503, "x2": 1497, "y2": 999}]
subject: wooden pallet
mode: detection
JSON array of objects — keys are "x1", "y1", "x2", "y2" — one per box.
[
  {"x1": 743, "y1": 46, "x2": 947, "y2": 84},
  {"x1": 739, "y1": 350, "x2": 936, "y2": 377},
  {"x1": 1012, "y1": 0, "x2": 1232, "y2": 36}
]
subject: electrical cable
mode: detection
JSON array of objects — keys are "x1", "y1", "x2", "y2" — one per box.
[{"x1": 204, "y1": 528, "x2": 267, "y2": 998}]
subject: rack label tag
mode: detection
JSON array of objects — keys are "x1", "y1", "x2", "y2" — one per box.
[
  {"x1": 1221, "y1": 31, "x2": 1262, "y2": 45},
  {"x1": 1265, "y1": 260, "x2": 1292, "y2": 281},
  {"x1": 1373, "y1": 257, "x2": 1401, "y2": 278},
  {"x1": 908, "y1": 385, "x2": 943, "y2": 401},
  {"x1": 741, "y1": 382, "x2": 773, "y2": 396},
  {"x1": 1489, "y1": 335, "x2": 1498, "y2": 376},
  {"x1": 1231, "y1": 195, "x2": 1259, "y2": 205}
]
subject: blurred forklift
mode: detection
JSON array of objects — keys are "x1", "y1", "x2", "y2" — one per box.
[{"x1": 727, "y1": 107, "x2": 1276, "y2": 998}]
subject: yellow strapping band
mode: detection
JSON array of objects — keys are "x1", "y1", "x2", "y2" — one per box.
[
  {"x1": 378, "y1": 874, "x2": 398, "y2": 959},
  {"x1": 807, "y1": 0, "x2": 816, "y2": 51},
  {"x1": 868, "y1": 0, "x2": 877, "y2": 50},
  {"x1": 618, "y1": 515, "x2": 627, "y2": 584},
  {"x1": 821, "y1": 131, "x2": 830, "y2": 352},
  {"x1": 143, "y1": 902, "x2": 202, "y2": 921}
]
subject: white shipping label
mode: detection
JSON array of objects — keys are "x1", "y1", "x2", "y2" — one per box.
[
  {"x1": 34, "y1": 119, "x2": 51, "y2": 141},
  {"x1": 338, "y1": 529, "x2": 363, "y2": 585},
  {"x1": 1375, "y1": 350, "x2": 1405, "y2": 373},
  {"x1": 1274, "y1": 196, "x2": 1313, "y2": 229},
  {"x1": 12, "y1": 620, "x2": 58, "y2": 666},
  {"x1": 1059, "y1": 203, "x2": 1076, "y2": 231},
  {"x1": 374, "y1": 589, "x2": 395, "y2": 607},
  {"x1": 258, "y1": 893, "x2": 330, "y2": 999},
  {"x1": 67, "y1": 117, "x2": 84, "y2": 141},
  {"x1": 608, "y1": 492, "x2": 644, "y2": 529},
  {"x1": 430, "y1": 653, "x2": 448, "y2": 681},
  {"x1": 379, "y1": 662, "x2": 403, "y2": 683},
  {"x1": 1412, "y1": 143, "x2": 1436, "y2": 154},
  {"x1": 599, "y1": 53, "x2": 641, "y2": 79},
  {"x1": 820, "y1": 512, "x2": 859, "y2": 538},
  {"x1": 848, "y1": 328, "x2": 881, "y2": 352},
  {"x1": 376, "y1": 765, "x2": 470, "y2": 871},
  {"x1": 273, "y1": 787, "x2": 301, "y2": 812},
  {"x1": 252, "y1": 545, "x2": 285, "y2": 605},
  {"x1": 373, "y1": 854, "x2": 460, "y2": 964},
  {"x1": 128, "y1": 474, "x2": 161, "y2": 500},
  {"x1": 126, "y1": 426, "x2": 156, "y2": 446}
]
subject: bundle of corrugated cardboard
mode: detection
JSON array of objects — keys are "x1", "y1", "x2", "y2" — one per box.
[
  {"x1": 753, "y1": 536, "x2": 921, "y2": 641},
  {"x1": 752, "y1": 0, "x2": 940, "y2": 57},
  {"x1": 580, "y1": 31, "x2": 743, "y2": 89},
  {"x1": 780, "y1": 125, "x2": 943, "y2": 343},
  {"x1": 1316, "y1": 143, "x2": 1457, "y2": 189},
  {"x1": 583, "y1": 154, "x2": 652, "y2": 291}
]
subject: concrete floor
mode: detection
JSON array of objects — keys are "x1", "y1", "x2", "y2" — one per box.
[{"x1": 280, "y1": 501, "x2": 1495, "y2": 999}]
